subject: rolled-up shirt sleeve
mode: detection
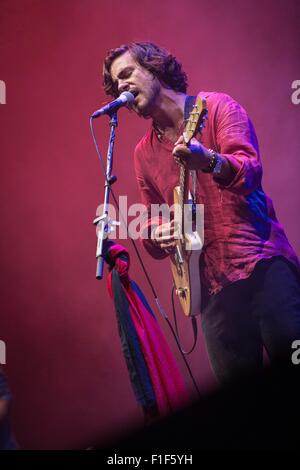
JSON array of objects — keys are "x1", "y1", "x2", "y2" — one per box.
[{"x1": 214, "y1": 93, "x2": 262, "y2": 195}]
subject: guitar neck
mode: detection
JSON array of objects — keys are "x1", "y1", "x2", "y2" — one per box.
[
  {"x1": 179, "y1": 165, "x2": 189, "y2": 231},
  {"x1": 177, "y1": 95, "x2": 207, "y2": 235}
]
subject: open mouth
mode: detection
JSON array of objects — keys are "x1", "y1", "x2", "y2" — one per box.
[{"x1": 130, "y1": 90, "x2": 139, "y2": 99}]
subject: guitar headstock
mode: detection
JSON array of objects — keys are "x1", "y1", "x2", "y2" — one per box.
[{"x1": 183, "y1": 96, "x2": 207, "y2": 145}]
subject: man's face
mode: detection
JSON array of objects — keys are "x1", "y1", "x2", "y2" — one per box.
[{"x1": 110, "y1": 51, "x2": 161, "y2": 117}]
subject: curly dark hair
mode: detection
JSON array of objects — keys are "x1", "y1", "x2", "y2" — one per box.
[{"x1": 103, "y1": 42, "x2": 188, "y2": 97}]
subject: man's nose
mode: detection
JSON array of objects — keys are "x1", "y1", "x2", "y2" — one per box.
[{"x1": 118, "y1": 81, "x2": 130, "y2": 94}]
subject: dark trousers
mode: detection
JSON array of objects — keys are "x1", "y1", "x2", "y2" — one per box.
[{"x1": 201, "y1": 256, "x2": 300, "y2": 385}]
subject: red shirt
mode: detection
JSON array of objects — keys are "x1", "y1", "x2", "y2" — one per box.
[{"x1": 134, "y1": 92, "x2": 299, "y2": 295}]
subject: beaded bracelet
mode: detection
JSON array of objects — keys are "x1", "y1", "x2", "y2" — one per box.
[{"x1": 202, "y1": 149, "x2": 218, "y2": 173}]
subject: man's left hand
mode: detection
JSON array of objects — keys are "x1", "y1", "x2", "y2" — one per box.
[{"x1": 172, "y1": 136, "x2": 211, "y2": 170}]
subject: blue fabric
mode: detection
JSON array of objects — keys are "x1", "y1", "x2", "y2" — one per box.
[
  {"x1": 130, "y1": 280, "x2": 156, "y2": 319},
  {"x1": 111, "y1": 269, "x2": 156, "y2": 410}
]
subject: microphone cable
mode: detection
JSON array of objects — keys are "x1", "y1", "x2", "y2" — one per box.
[{"x1": 90, "y1": 117, "x2": 201, "y2": 398}]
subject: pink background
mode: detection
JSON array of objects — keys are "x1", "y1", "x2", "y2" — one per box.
[{"x1": 0, "y1": 0, "x2": 299, "y2": 449}]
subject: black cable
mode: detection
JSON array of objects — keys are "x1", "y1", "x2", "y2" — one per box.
[
  {"x1": 90, "y1": 117, "x2": 201, "y2": 397},
  {"x1": 164, "y1": 316, "x2": 201, "y2": 398},
  {"x1": 90, "y1": 117, "x2": 107, "y2": 177},
  {"x1": 171, "y1": 285, "x2": 198, "y2": 355},
  {"x1": 111, "y1": 190, "x2": 158, "y2": 300},
  {"x1": 90, "y1": 116, "x2": 158, "y2": 300},
  {"x1": 110, "y1": 190, "x2": 201, "y2": 397}
]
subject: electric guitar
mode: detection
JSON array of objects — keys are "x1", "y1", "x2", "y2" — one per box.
[{"x1": 170, "y1": 96, "x2": 207, "y2": 316}]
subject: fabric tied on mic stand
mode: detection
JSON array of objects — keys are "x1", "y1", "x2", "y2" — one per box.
[{"x1": 103, "y1": 240, "x2": 189, "y2": 420}]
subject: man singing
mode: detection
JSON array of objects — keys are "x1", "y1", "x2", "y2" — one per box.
[{"x1": 102, "y1": 42, "x2": 300, "y2": 385}]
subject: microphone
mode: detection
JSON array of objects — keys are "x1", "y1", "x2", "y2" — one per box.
[{"x1": 91, "y1": 91, "x2": 135, "y2": 119}]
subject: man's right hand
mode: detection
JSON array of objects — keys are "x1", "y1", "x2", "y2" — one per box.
[{"x1": 151, "y1": 219, "x2": 181, "y2": 253}]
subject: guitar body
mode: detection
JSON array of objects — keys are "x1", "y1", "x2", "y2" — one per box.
[
  {"x1": 170, "y1": 186, "x2": 203, "y2": 317},
  {"x1": 169, "y1": 95, "x2": 207, "y2": 317}
]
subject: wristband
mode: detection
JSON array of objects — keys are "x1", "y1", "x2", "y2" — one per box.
[{"x1": 202, "y1": 149, "x2": 219, "y2": 173}]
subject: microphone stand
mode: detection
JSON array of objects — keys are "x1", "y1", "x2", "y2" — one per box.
[{"x1": 93, "y1": 112, "x2": 119, "y2": 280}]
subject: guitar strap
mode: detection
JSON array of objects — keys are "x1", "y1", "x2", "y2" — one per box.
[
  {"x1": 184, "y1": 95, "x2": 197, "y2": 121},
  {"x1": 184, "y1": 95, "x2": 197, "y2": 208}
]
